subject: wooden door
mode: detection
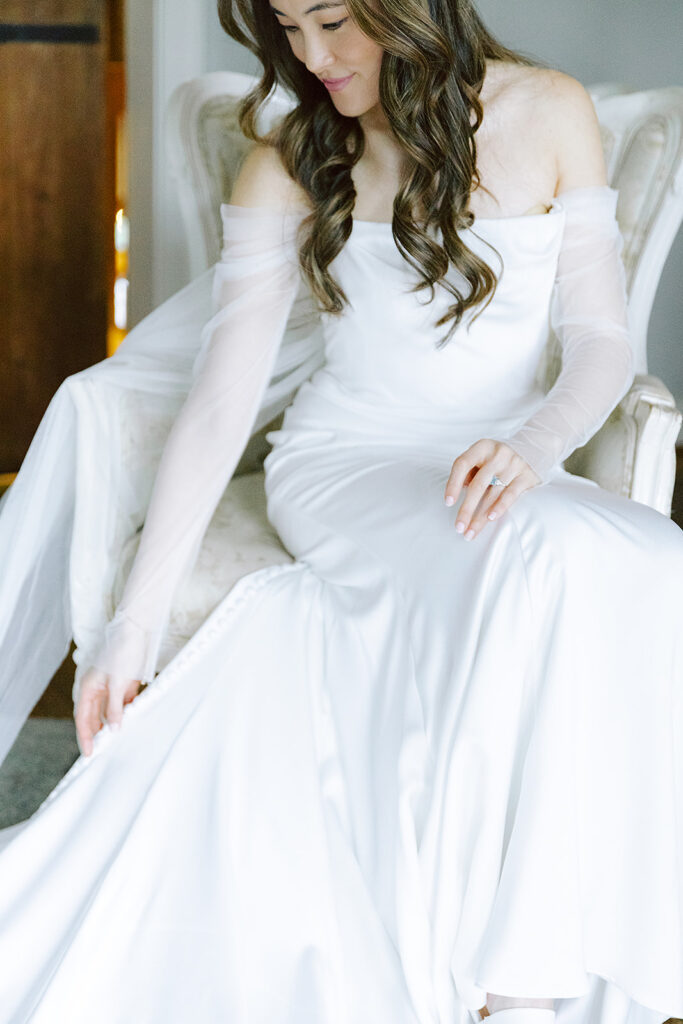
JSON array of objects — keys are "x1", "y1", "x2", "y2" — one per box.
[{"x1": 0, "y1": 0, "x2": 109, "y2": 476}]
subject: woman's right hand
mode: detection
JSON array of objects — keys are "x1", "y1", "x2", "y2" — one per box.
[{"x1": 74, "y1": 666, "x2": 143, "y2": 757}]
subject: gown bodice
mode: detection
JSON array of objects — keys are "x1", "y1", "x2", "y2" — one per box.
[{"x1": 303, "y1": 204, "x2": 566, "y2": 434}]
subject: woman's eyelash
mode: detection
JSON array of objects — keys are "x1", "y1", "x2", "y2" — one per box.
[{"x1": 282, "y1": 18, "x2": 348, "y2": 33}]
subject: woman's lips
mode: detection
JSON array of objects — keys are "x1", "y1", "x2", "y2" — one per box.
[{"x1": 322, "y1": 74, "x2": 354, "y2": 92}]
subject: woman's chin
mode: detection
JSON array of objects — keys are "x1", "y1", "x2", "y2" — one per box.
[{"x1": 329, "y1": 94, "x2": 382, "y2": 120}]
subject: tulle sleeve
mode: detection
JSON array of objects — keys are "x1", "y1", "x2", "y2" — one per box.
[
  {"x1": 89, "y1": 203, "x2": 306, "y2": 684},
  {"x1": 502, "y1": 186, "x2": 635, "y2": 483}
]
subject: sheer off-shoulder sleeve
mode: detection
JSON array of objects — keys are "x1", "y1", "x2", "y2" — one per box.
[
  {"x1": 503, "y1": 186, "x2": 635, "y2": 483},
  {"x1": 90, "y1": 203, "x2": 306, "y2": 684}
]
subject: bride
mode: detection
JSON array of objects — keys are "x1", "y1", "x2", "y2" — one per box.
[{"x1": 0, "y1": 1, "x2": 681, "y2": 1022}]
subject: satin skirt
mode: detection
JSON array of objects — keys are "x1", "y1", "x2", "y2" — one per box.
[{"x1": 0, "y1": 380, "x2": 680, "y2": 1024}]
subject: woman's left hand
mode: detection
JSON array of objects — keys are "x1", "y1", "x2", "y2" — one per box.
[{"x1": 443, "y1": 439, "x2": 542, "y2": 540}]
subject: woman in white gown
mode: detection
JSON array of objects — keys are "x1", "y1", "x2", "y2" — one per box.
[{"x1": 0, "y1": 0, "x2": 681, "y2": 1022}]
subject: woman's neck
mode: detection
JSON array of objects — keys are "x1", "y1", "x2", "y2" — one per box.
[{"x1": 357, "y1": 104, "x2": 404, "y2": 170}]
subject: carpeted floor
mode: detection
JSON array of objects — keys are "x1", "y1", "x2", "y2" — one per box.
[{"x1": 0, "y1": 718, "x2": 80, "y2": 829}]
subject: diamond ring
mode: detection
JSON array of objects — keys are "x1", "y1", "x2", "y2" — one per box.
[{"x1": 489, "y1": 475, "x2": 506, "y2": 487}]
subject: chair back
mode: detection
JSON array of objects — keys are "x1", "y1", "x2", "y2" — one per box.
[
  {"x1": 588, "y1": 84, "x2": 683, "y2": 373},
  {"x1": 167, "y1": 71, "x2": 284, "y2": 275}
]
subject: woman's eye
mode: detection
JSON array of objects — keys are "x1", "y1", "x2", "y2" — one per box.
[{"x1": 282, "y1": 17, "x2": 349, "y2": 33}]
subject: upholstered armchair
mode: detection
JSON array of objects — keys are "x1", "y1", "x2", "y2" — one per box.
[{"x1": 110, "y1": 72, "x2": 683, "y2": 676}]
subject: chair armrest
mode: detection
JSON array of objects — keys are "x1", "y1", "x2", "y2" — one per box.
[{"x1": 563, "y1": 374, "x2": 682, "y2": 516}]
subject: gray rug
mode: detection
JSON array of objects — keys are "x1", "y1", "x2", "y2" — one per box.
[{"x1": 0, "y1": 718, "x2": 80, "y2": 829}]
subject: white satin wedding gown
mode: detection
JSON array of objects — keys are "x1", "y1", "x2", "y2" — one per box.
[{"x1": 0, "y1": 186, "x2": 681, "y2": 1024}]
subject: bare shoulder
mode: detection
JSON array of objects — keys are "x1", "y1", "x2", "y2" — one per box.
[
  {"x1": 229, "y1": 143, "x2": 313, "y2": 215},
  {"x1": 482, "y1": 63, "x2": 607, "y2": 192},
  {"x1": 528, "y1": 68, "x2": 608, "y2": 190}
]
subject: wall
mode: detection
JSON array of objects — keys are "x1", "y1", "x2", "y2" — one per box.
[
  {"x1": 206, "y1": 3, "x2": 258, "y2": 76},
  {"x1": 190, "y1": 2, "x2": 683, "y2": 426},
  {"x1": 125, "y1": 0, "x2": 206, "y2": 324}
]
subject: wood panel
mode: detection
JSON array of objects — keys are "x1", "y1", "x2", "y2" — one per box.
[{"x1": 0, "y1": 0, "x2": 108, "y2": 472}]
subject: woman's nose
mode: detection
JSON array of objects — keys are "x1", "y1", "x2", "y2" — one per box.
[{"x1": 302, "y1": 35, "x2": 336, "y2": 76}]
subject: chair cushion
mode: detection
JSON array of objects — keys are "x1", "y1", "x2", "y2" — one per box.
[{"x1": 112, "y1": 469, "x2": 293, "y2": 661}]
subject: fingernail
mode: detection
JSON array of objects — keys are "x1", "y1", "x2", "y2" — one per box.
[
  {"x1": 445, "y1": 496, "x2": 455, "y2": 507},
  {"x1": 455, "y1": 521, "x2": 465, "y2": 534},
  {"x1": 110, "y1": 721, "x2": 121, "y2": 732},
  {"x1": 464, "y1": 529, "x2": 475, "y2": 541},
  {"x1": 488, "y1": 512, "x2": 497, "y2": 520}
]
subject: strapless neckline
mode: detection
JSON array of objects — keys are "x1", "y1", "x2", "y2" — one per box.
[
  {"x1": 221, "y1": 187, "x2": 617, "y2": 230},
  {"x1": 350, "y1": 199, "x2": 565, "y2": 229},
  {"x1": 220, "y1": 200, "x2": 565, "y2": 228}
]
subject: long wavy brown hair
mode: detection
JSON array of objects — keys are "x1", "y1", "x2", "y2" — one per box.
[{"x1": 217, "y1": 0, "x2": 538, "y2": 347}]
